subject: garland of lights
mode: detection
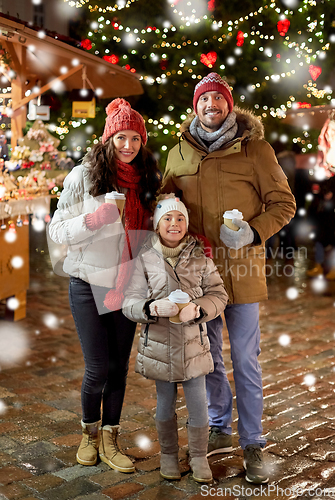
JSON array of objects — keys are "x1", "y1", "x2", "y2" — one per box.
[
  {"x1": 61, "y1": 0, "x2": 335, "y2": 155},
  {"x1": 1, "y1": 0, "x2": 332, "y2": 157},
  {"x1": 63, "y1": 0, "x2": 139, "y2": 11}
]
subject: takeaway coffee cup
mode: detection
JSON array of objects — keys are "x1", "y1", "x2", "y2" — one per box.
[
  {"x1": 168, "y1": 289, "x2": 190, "y2": 324},
  {"x1": 223, "y1": 209, "x2": 243, "y2": 231},
  {"x1": 105, "y1": 192, "x2": 126, "y2": 222}
]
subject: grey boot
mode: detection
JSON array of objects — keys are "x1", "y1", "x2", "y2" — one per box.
[
  {"x1": 187, "y1": 424, "x2": 213, "y2": 483},
  {"x1": 155, "y1": 415, "x2": 181, "y2": 480}
]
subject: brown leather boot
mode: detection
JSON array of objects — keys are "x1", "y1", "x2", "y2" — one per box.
[
  {"x1": 76, "y1": 420, "x2": 100, "y2": 466},
  {"x1": 306, "y1": 263, "x2": 323, "y2": 277},
  {"x1": 187, "y1": 424, "x2": 213, "y2": 483},
  {"x1": 99, "y1": 425, "x2": 135, "y2": 473},
  {"x1": 156, "y1": 415, "x2": 181, "y2": 480},
  {"x1": 326, "y1": 268, "x2": 335, "y2": 280}
]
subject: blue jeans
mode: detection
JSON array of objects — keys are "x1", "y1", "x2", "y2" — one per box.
[
  {"x1": 69, "y1": 277, "x2": 136, "y2": 426},
  {"x1": 206, "y1": 303, "x2": 266, "y2": 449}
]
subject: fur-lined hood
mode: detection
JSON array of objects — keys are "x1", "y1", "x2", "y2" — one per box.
[{"x1": 180, "y1": 105, "x2": 264, "y2": 142}]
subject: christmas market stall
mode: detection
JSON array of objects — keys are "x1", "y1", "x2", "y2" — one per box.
[{"x1": 0, "y1": 14, "x2": 144, "y2": 320}]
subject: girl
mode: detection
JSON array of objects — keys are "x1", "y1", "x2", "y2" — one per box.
[
  {"x1": 122, "y1": 195, "x2": 228, "y2": 483},
  {"x1": 49, "y1": 98, "x2": 161, "y2": 472}
]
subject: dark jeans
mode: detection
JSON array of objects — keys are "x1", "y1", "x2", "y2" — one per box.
[{"x1": 69, "y1": 277, "x2": 136, "y2": 426}]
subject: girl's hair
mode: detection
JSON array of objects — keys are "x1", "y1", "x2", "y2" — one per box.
[{"x1": 84, "y1": 138, "x2": 162, "y2": 212}]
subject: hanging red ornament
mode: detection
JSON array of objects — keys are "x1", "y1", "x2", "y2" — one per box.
[
  {"x1": 160, "y1": 58, "x2": 168, "y2": 71},
  {"x1": 297, "y1": 102, "x2": 311, "y2": 109},
  {"x1": 208, "y1": 0, "x2": 215, "y2": 11},
  {"x1": 277, "y1": 19, "x2": 290, "y2": 36},
  {"x1": 200, "y1": 51, "x2": 217, "y2": 68},
  {"x1": 80, "y1": 39, "x2": 92, "y2": 51},
  {"x1": 236, "y1": 31, "x2": 245, "y2": 47},
  {"x1": 309, "y1": 65, "x2": 322, "y2": 81},
  {"x1": 103, "y1": 54, "x2": 119, "y2": 64}
]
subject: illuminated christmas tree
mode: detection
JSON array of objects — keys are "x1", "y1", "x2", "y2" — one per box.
[{"x1": 62, "y1": 0, "x2": 335, "y2": 168}]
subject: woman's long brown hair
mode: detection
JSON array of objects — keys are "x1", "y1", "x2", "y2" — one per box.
[{"x1": 84, "y1": 137, "x2": 161, "y2": 212}]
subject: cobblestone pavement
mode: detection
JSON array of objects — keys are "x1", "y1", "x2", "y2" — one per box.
[{"x1": 0, "y1": 229, "x2": 335, "y2": 500}]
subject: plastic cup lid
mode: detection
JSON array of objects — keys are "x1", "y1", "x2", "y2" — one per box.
[
  {"x1": 223, "y1": 209, "x2": 243, "y2": 220},
  {"x1": 168, "y1": 289, "x2": 190, "y2": 303},
  {"x1": 105, "y1": 191, "x2": 126, "y2": 199}
]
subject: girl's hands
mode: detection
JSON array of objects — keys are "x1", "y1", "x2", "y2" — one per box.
[
  {"x1": 179, "y1": 303, "x2": 200, "y2": 323},
  {"x1": 149, "y1": 299, "x2": 179, "y2": 317}
]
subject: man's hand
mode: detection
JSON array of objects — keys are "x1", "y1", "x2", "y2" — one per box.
[
  {"x1": 220, "y1": 219, "x2": 254, "y2": 250},
  {"x1": 149, "y1": 299, "x2": 179, "y2": 317},
  {"x1": 179, "y1": 303, "x2": 200, "y2": 323}
]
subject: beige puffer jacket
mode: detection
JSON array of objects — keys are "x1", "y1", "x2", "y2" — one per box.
[{"x1": 123, "y1": 235, "x2": 228, "y2": 383}]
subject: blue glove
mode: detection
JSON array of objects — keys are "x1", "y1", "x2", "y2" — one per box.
[{"x1": 220, "y1": 219, "x2": 254, "y2": 250}]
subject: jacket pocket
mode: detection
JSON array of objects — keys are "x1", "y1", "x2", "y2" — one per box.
[
  {"x1": 270, "y1": 170, "x2": 287, "y2": 182},
  {"x1": 199, "y1": 324, "x2": 204, "y2": 345},
  {"x1": 144, "y1": 323, "x2": 149, "y2": 347}
]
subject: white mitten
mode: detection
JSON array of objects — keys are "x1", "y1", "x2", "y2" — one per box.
[
  {"x1": 220, "y1": 219, "x2": 254, "y2": 250},
  {"x1": 149, "y1": 299, "x2": 179, "y2": 317},
  {"x1": 179, "y1": 303, "x2": 200, "y2": 323}
]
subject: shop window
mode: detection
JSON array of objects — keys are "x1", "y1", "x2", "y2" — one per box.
[{"x1": 33, "y1": 3, "x2": 44, "y2": 28}]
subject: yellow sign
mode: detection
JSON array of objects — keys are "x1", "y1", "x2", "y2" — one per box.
[{"x1": 72, "y1": 98, "x2": 96, "y2": 118}]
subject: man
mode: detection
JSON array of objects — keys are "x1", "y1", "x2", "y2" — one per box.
[{"x1": 162, "y1": 72, "x2": 296, "y2": 484}]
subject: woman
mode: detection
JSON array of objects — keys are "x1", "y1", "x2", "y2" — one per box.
[{"x1": 49, "y1": 98, "x2": 161, "y2": 473}]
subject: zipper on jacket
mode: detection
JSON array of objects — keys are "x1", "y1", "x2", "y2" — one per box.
[
  {"x1": 144, "y1": 324, "x2": 149, "y2": 347},
  {"x1": 199, "y1": 324, "x2": 204, "y2": 345}
]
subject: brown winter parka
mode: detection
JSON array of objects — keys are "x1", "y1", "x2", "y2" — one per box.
[
  {"x1": 162, "y1": 107, "x2": 296, "y2": 304},
  {"x1": 122, "y1": 235, "x2": 228, "y2": 383}
]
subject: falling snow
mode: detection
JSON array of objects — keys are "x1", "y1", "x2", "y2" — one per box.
[
  {"x1": 0, "y1": 322, "x2": 29, "y2": 367},
  {"x1": 135, "y1": 434, "x2": 152, "y2": 451},
  {"x1": 6, "y1": 297, "x2": 20, "y2": 311},
  {"x1": 0, "y1": 400, "x2": 7, "y2": 415},
  {"x1": 278, "y1": 334, "x2": 291, "y2": 347},
  {"x1": 303, "y1": 374, "x2": 316, "y2": 387},
  {"x1": 310, "y1": 276, "x2": 328, "y2": 294},
  {"x1": 286, "y1": 287, "x2": 299, "y2": 300},
  {"x1": 43, "y1": 313, "x2": 60, "y2": 329}
]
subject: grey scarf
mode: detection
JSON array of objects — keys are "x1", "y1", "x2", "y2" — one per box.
[{"x1": 189, "y1": 111, "x2": 238, "y2": 153}]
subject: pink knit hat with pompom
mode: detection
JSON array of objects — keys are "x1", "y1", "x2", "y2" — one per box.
[{"x1": 101, "y1": 98, "x2": 147, "y2": 145}]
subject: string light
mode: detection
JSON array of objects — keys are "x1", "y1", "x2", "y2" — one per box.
[
  {"x1": 63, "y1": 0, "x2": 139, "y2": 11},
  {"x1": 60, "y1": 0, "x2": 335, "y2": 157}
]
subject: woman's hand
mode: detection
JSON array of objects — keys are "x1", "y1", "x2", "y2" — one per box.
[
  {"x1": 179, "y1": 303, "x2": 200, "y2": 323},
  {"x1": 149, "y1": 299, "x2": 179, "y2": 317},
  {"x1": 85, "y1": 203, "x2": 120, "y2": 231}
]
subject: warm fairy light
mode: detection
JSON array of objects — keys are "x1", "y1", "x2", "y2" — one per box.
[{"x1": 56, "y1": 0, "x2": 335, "y2": 157}]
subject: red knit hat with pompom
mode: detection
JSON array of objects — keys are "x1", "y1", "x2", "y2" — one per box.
[
  {"x1": 102, "y1": 98, "x2": 147, "y2": 145},
  {"x1": 193, "y1": 73, "x2": 234, "y2": 113}
]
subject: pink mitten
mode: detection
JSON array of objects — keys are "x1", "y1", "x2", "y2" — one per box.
[
  {"x1": 179, "y1": 303, "x2": 200, "y2": 323},
  {"x1": 85, "y1": 203, "x2": 120, "y2": 231},
  {"x1": 149, "y1": 299, "x2": 179, "y2": 317}
]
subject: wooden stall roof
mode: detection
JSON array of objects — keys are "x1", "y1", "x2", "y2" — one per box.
[
  {"x1": 0, "y1": 15, "x2": 144, "y2": 100},
  {"x1": 281, "y1": 104, "x2": 335, "y2": 130}
]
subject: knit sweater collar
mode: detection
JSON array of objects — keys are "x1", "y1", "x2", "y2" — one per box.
[{"x1": 152, "y1": 234, "x2": 190, "y2": 258}]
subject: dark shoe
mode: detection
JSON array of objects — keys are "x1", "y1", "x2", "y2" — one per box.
[
  {"x1": 243, "y1": 444, "x2": 269, "y2": 484},
  {"x1": 206, "y1": 426, "x2": 233, "y2": 457}
]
